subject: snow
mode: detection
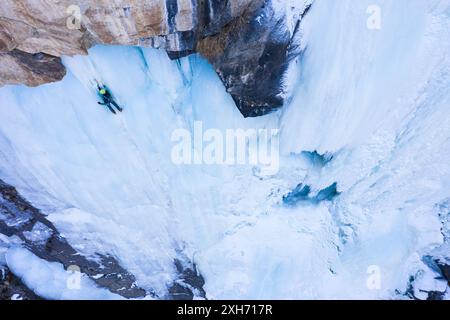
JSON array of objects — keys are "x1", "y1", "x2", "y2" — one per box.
[
  {"x1": 0, "y1": 0, "x2": 449, "y2": 299},
  {"x1": 5, "y1": 247, "x2": 122, "y2": 300}
]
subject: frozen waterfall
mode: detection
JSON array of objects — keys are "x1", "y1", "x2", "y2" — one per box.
[{"x1": 1, "y1": 0, "x2": 449, "y2": 299}]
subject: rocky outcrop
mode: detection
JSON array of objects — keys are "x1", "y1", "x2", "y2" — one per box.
[
  {"x1": 0, "y1": 0, "x2": 311, "y2": 117},
  {"x1": 0, "y1": 179, "x2": 146, "y2": 299},
  {"x1": 0, "y1": 50, "x2": 66, "y2": 86},
  {"x1": 436, "y1": 260, "x2": 450, "y2": 285},
  {"x1": 1, "y1": 266, "x2": 43, "y2": 300},
  {"x1": 198, "y1": 1, "x2": 312, "y2": 116},
  {"x1": 168, "y1": 258, "x2": 206, "y2": 300}
]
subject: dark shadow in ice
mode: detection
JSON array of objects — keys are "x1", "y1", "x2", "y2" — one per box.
[
  {"x1": 302, "y1": 150, "x2": 334, "y2": 167},
  {"x1": 283, "y1": 182, "x2": 340, "y2": 206}
]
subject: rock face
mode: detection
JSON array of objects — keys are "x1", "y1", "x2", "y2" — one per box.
[
  {"x1": 0, "y1": 0, "x2": 311, "y2": 117},
  {"x1": 0, "y1": 50, "x2": 66, "y2": 87},
  {"x1": 198, "y1": 1, "x2": 312, "y2": 116}
]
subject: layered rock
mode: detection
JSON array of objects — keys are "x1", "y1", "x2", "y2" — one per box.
[{"x1": 0, "y1": 0, "x2": 311, "y2": 117}]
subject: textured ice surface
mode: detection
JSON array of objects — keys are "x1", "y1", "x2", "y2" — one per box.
[
  {"x1": 0, "y1": 0, "x2": 449, "y2": 299},
  {"x1": 22, "y1": 222, "x2": 52, "y2": 245}
]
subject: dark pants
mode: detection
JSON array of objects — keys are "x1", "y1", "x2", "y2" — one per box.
[{"x1": 103, "y1": 100, "x2": 122, "y2": 113}]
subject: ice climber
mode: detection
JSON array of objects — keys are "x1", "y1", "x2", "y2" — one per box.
[{"x1": 97, "y1": 85, "x2": 123, "y2": 114}]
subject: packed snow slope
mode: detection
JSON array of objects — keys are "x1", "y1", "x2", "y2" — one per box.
[{"x1": 1, "y1": 0, "x2": 449, "y2": 299}]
